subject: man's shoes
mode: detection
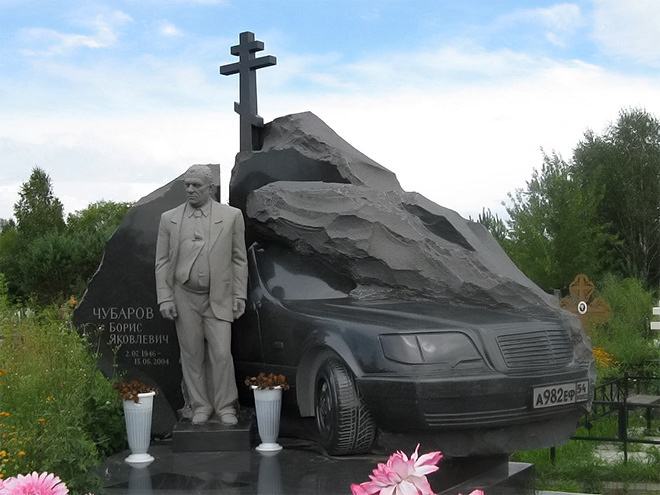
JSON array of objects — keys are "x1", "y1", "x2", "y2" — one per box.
[
  {"x1": 219, "y1": 412, "x2": 238, "y2": 425},
  {"x1": 192, "y1": 411, "x2": 211, "y2": 425}
]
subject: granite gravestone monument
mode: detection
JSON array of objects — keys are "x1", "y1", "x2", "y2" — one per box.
[
  {"x1": 73, "y1": 166, "x2": 221, "y2": 434},
  {"x1": 76, "y1": 30, "x2": 593, "y2": 456}
]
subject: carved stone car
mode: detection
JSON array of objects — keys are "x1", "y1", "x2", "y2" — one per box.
[{"x1": 233, "y1": 241, "x2": 591, "y2": 456}]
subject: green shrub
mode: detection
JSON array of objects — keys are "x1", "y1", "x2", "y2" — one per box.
[
  {"x1": 590, "y1": 275, "x2": 657, "y2": 377},
  {"x1": 0, "y1": 304, "x2": 124, "y2": 493}
]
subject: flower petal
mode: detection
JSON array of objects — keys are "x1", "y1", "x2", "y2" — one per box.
[
  {"x1": 351, "y1": 483, "x2": 370, "y2": 495},
  {"x1": 416, "y1": 451, "x2": 443, "y2": 468},
  {"x1": 396, "y1": 479, "x2": 421, "y2": 495},
  {"x1": 406, "y1": 475, "x2": 434, "y2": 495},
  {"x1": 381, "y1": 485, "x2": 397, "y2": 495},
  {"x1": 410, "y1": 444, "x2": 420, "y2": 462},
  {"x1": 359, "y1": 481, "x2": 382, "y2": 494},
  {"x1": 411, "y1": 464, "x2": 439, "y2": 476}
]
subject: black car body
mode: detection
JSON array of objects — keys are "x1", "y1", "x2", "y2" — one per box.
[{"x1": 233, "y1": 242, "x2": 590, "y2": 455}]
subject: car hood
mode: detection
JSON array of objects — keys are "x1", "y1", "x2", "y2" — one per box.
[{"x1": 281, "y1": 298, "x2": 561, "y2": 332}]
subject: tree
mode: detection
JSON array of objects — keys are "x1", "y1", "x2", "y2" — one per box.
[
  {"x1": 505, "y1": 153, "x2": 614, "y2": 292},
  {"x1": 15, "y1": 231, "x2": 82, "y2": 304},
  {"x1": 0, "y1": 167, "x2": 130, "y2": 303},
  {"x1": 471, "y1": 208, "x2": 508, "y2": 245},
  {"x1": 66, "y1": 201, "x2": 131, "y2": 290},
  {"x1": 573, "y1": 108, "x2": 660, "y2": 288},
  {"x1": 0, "y1": 220, "x2": 20, "y2": 299},
  {"x1": 66, "y1": 201, "x2": 130, "y2": 238},
  {"x1": 0, "y1": 168, "x2": 66, "y2": 302},
  {"x1": 14, "y1": 167, "x2": 65, "y2": 239},
  {"x1": 0, "y1": 218, "x2": 15, "y2": 232}
]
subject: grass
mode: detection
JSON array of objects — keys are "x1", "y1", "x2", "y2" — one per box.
[
  {"x1": 512, "y1": 409, "x2": 660, "y2": 493},
  {"x1": 0, "y1": 300, "x2": 125, "y2": 494}
]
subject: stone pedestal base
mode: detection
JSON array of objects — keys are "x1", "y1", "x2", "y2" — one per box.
[{"x1": 172, "y1": 414, "x2": 252, "y2": 452}]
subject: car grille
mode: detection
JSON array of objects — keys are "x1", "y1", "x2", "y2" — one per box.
[
  {"x1": 424, "y1": 404, "x2": 577, "y2": 428},
  {"x1": 497, "y1": 326, "x2": 573, "y2": 372}
]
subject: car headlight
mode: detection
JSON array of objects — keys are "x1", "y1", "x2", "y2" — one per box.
[{"x1": 380, "y1": 332, "x2": 482, "y2": 366}]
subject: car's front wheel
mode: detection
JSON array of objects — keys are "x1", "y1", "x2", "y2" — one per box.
[{"x1": 314, "y1": 358, "x2": 376, "y2": 455}]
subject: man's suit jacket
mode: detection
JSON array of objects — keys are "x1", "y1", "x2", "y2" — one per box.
[{"x1": 155, "y1": 200, "x2": 248, "y2": 322}]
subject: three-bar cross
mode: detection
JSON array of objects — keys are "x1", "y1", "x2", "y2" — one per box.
[{"x1": 220, "y1": 32, "x2": 277, "y2": 152}]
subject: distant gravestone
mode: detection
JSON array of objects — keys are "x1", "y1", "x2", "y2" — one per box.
[
  {"x1": 73, "y1": 165, "x2": 220, "y2": 435},
  {"x1": 560, "y1": 273, "x2": 611, "y2": 329}
]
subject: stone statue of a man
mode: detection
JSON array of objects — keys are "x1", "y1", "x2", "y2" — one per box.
[{"x1": 155, "y1": 165, "x2": 247, "y2": 425}]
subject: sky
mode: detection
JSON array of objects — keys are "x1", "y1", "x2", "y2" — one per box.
[{"x1": 1, "y1": 0, "x2": 660, "y2": 221}]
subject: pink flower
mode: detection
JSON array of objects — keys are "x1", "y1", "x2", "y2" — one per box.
[
  {"x1": 0, "y1": 472, "x2": 68, "y2": 495},
  {"x1": 0, "y1": 477, "x2": 11, "y2": 495},
  {"x1": 351, "y1": 444, "x2": 443, "y2": 495}
]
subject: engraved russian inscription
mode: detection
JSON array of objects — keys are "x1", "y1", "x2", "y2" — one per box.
[{"x1": 91, "y1": 305, "x2": 170, "y2": 367}]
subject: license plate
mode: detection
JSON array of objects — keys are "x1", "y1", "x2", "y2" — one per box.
[{"x1": 533, "y1": 381, "x2": 589, "y2": 409}]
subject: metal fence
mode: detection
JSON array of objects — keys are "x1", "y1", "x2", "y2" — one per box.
[{"x1": 551, "y1": 373, "x2": 660, "y2": 463}]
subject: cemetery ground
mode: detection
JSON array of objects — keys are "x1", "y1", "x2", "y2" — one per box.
[
  {"x1": 513, "y1": 412, "x2": 659, "y2": 494},
  {"x1": 0, "y1": 276, "x2": 657, "y2": 494}
]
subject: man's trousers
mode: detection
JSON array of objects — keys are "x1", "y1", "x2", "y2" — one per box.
[{"x1": 173, "y1": 284, "x2": 238, "y2": 416}]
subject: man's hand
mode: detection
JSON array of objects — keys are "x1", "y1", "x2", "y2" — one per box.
[
  {"x1": 160, "y1": 301, "x2": 178, "y2": 320},
  {"x1": 233, "y1": 298, "x2": 246, "y2": 319}
]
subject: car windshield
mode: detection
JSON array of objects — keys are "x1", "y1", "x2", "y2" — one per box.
[{"x1": 255, "y1": 244, "x2": 355, "y2": 300}]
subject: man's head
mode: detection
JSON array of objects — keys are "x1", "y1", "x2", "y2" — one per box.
[{"x1": 184, "y1": 165, "x2": 214, "y2": 208}]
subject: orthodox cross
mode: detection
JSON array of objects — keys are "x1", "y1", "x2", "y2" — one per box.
[
  {"x1": 560, "y1": 273, "x2": 611, "y2": 328},
  {"x1": 220, "y1": 31, "x2": 277, "y2": 152}
]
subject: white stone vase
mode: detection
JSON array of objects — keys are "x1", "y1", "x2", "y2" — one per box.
[
  {"x1": 253, "y1": 387, "x2": 283, "y2": 452},
  {"x1": 123, "y1": 391, "x2": 156, "y2": 464}
]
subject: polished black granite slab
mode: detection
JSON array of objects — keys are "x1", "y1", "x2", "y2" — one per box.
[{"x1": 102, "y1": 439, "x2": 534, "y2": 495}]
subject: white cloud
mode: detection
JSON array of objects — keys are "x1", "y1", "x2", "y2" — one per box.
[
  {"x1": 0, "y1": 110, "x2": 237, "y2": 218},
  {"x1": 159, "y1": 20, "x2": 183, "y2": 38},
  {"x1": 270, "y1": 67, "x2": 657, "y2": 221},
  {"x1": 496, "y1": 3, "x2": 583, "y2": 47},
  {"x1": 593, "y1": 0, "x2": 660, "y2": 65},
  {"x1": 3, "y1": 40, "x2": 660, "y2": 224},
  {"x1": 20, "y1": 10, "x2": 132, "y2": 56}
]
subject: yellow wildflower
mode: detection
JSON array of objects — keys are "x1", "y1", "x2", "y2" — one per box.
[
  {"x1": 0, "y1": 451, "x2": 6, "y2": 458},
  {"x1": 593, "y1": 347, "x2": 616, "y2": 368},
  {"x1": 17, "y1": 450, "x2": 25, "y2": 457},
  {"x1": 46, "y1": 395, "x2": 55, "y2": 402},
  {"x1": 37, "y1": 418, "x2": 46, "y2": 426},
  {"x1": 0, "y1": 412, "x2": 10, "y2": 418}
]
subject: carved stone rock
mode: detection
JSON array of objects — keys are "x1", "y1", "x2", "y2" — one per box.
[
  {"x1": 231, "y1": 111, "x2": 593, "y2": 383},
  {"x1": 229, "y1": 111, "x2": 402, "y2": 212},
  {"x1": 247, "y1": 181, "x2": 558, "y2": 314}
]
